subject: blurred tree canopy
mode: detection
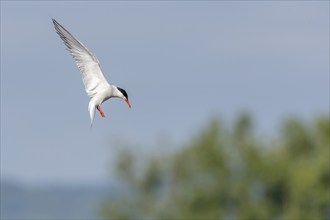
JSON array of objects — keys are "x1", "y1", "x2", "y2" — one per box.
[{"x1": 100, "y1": 114, "x2": 329, "y2": 219}]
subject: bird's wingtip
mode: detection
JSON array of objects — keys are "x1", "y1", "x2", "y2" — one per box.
[{"x1": 52, "y1": 18, "x2": 58, "y2": 25}]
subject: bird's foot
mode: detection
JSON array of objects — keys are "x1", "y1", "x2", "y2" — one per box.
[{"x1": 97, "y1": 105, "x2": 106, "y2": 117}]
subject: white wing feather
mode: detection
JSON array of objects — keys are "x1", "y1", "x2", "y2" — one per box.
[{"x1": 53, "y1": 19, "x2": 110, "y2": 98}]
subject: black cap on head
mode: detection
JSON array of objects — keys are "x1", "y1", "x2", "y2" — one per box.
[{"x1": 117, "y1": 87, "x2": 128, "y2": 100}]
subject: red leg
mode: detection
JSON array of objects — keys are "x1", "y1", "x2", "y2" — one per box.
[{"x1": 97, "y1": 105, "x2": 105, "y2": 117}]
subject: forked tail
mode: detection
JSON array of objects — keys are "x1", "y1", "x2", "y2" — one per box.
[{"x1": 88, "y1": 101, "x2": 96, "y2": 127}]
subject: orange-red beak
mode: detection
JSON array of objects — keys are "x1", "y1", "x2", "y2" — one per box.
[{"x1": 124, "y1": 98, "x2": 131, "y2": 108}]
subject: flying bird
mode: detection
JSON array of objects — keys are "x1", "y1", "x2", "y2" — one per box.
[{"x1": 52, "y1": 19, "x2": 131, "y2": 126}]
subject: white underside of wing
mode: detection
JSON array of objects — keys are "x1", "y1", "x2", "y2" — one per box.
[{"x1": 53, "y1": 19, "x2": 110, "y2": 98}]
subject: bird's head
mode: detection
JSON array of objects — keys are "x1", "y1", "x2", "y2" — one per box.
[{"x1": 116, "y1": 87, "x2": 131, "y2": 108}]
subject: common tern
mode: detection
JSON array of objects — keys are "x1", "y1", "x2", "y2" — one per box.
[{"x1": 52, "y1": 19, "x2": 131, "y2": 126}]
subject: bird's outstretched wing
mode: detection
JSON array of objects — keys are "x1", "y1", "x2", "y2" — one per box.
[{"x1": 52, "y1": 19, "x2": 110, "y2": 98}]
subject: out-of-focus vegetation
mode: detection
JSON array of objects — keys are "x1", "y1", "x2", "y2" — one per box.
[{"x1": 100, "y1": 114, "x2": 329, "y2": 219}]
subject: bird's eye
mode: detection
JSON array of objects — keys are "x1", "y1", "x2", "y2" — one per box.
[{"x1": 117, "y1": 87, "x2": 128, "y2": 99}]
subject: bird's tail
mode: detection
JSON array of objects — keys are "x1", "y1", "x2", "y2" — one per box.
[{"x1": 88, "y1": 101, "x2": 96, "y2": 127}]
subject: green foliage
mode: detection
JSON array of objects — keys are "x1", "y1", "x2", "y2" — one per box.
[{"x1": 100, "y1": 114, "x2": 329, "y2": 219}]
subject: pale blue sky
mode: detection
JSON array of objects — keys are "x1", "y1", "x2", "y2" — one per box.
[{"x1": 1, "y1": 1, "x2": 329, "y2": 186}]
